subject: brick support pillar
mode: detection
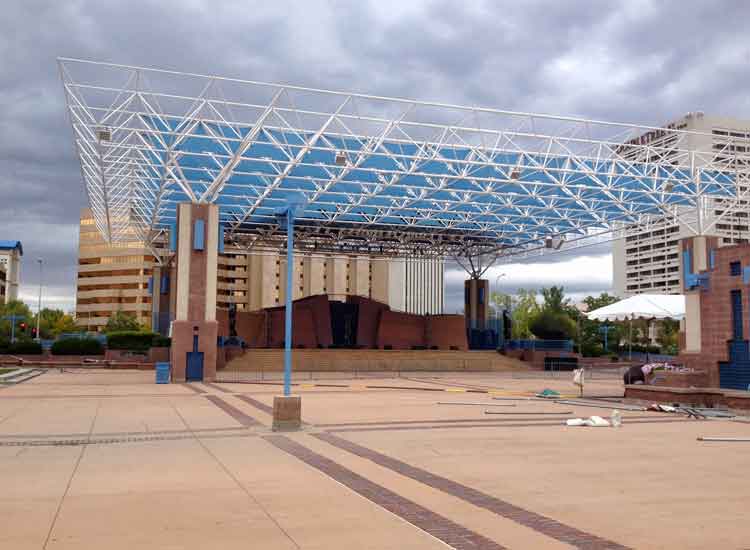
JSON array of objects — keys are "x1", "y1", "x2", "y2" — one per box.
[
  {"x1": 679, "y1": 236, "x2": 718, "y2": 355},
  {"x1": 170, "y1": 203, "x2": 219, "y2": 382}
]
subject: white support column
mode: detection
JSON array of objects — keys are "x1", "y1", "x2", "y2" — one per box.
[
  {"x1": 175, "y1": 203, "x2": 192, "y2": 321},
  {"x1": 205, "y1": 205, "x2": 218, "y2": 321}
]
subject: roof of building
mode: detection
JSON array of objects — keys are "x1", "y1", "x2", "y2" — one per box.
[{"x1": 0, "y1": 241, "x2": 22, "y2": 255}]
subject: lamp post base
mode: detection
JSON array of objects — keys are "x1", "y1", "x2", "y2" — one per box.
[{"x1": 272, "y1": 395, "x2": 302, "y2": 431}]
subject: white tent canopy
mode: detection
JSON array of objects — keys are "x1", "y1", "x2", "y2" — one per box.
[{"x1": 586, "y1": 294, "x2": 685, "y2": 322}]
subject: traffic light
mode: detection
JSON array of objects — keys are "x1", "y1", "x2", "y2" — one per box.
[
  {"x1": 31, "y1": 327, "x2": 37, "y2": 339},
  {"x1": 19, "y1": 322, "x2": 27, "y2": 333}
]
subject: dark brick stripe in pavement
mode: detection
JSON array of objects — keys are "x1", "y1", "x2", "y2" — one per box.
[
  {"x1": 235, "y1": 394, "x2": 274, "y2": 415},
  {"x1": 203, "y1": 395, "x2": 259, "y2": 426},
  {"x1": 202, "y1": 382, "x2": 234, "y2": 393},
  {"x1": 314, "y1": 432, "x2": 631, "y2": 550},
  {"x1": 183, "y1": 383, "x2": 207, "y2": 394},
  {"x1": 264, "y1": 434, "x2": 507, "y2": 550}
]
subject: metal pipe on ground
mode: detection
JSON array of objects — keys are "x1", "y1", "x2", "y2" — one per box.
[
  {"x1": 484, "y1": 411, "x2": 573, "y2": 415},
  {"x1": 436, "y1": 402, "x2": 516, "y2": 407},
  {"x1": 553, "y1": 400, "x2": 646, "y2": 412},
  {"x1": 697, "y1": 437, "x2": 750, "y2": 442},
  {"x1": 492, "y1": 397, "x2": 547, "y2": 402}
]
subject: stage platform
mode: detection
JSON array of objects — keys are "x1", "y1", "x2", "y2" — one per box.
[
  {"x1": 625, "y1": 384, "x2": 750, "y2": 410},
  {"x1": 223, "y1": 349, "x2": 529, "y2": 373}
]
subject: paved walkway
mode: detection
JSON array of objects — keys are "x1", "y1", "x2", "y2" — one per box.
[{"x1": 1, "y1": 369, "x2": 749, "y2": 548}]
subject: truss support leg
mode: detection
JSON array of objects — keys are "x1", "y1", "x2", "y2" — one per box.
[
  {"x1": 273, "y1": 209, "x2": 302, "y2": 431},
  {"x1": 170, "y1": 203, "x2": 219, "y2": 383},
  {"x1": 283, "y1": 212, "x2": 294, "y2": 397},
  {"x1": 464, "y1": 278, "x2": 490, "y2": 333}
]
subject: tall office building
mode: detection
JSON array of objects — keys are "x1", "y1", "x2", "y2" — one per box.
[
  {"x1": 613, "y1": 113, "x2": 750, "y2": 296},
  {"x1": 0, "y1": 241, "x2": 23, "y2": 302},
  {"x1": 76, "y1": 210, "x2": 160, "y2": 330},
  {"x1": 76, "y1": 209, "x2": 445, "y2": 331}
]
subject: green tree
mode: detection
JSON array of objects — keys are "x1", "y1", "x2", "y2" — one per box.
[
  {"x1": 510, "y1": 289, "x2": 541, "y2": 339},
  {"x1": 0, "y1": 299, "x2": 32, "y2": 318},
  {"x1": 657, "y1": 319, "x2": 680, "y2": 355},
  {"x1": 33, "y1": 308, "x2": 67, "y2": 339},
  {"x1": 527, "y1": 286, "x2": 578, "y2": 341},
  {"x1": 0, "y1": 300, "x2": 33, "y2": 341},
  {"x1": 577, "y1": 293, "x2": 621, "y2": 356},
  {"x1": 51, "y1": 314, "x2": 79, "y2": 336},
  {"x1": 540, "y1": 286, "x2": 568, "y2": 313},
  {"x1": 489, "y1": 291, "x2": 513, "y2": 318},
  {"x1": 529, "y1": 310, "x2": 578, "y2": 340},
  {"x1": 104, "y1": 311, "x2": 142, "y2": 333}
]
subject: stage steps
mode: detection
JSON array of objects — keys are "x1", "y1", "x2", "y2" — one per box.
[{"x1": 223, "y1": 349, "x2": 530, "y2": 373}]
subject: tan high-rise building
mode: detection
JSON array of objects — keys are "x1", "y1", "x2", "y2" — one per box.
[
  {"x1": 76, "y1": 209, "x2": 445, "y2": 332},
  {"x1": 613, "y1": 113, "x2": 750, "y2": 296},
  {"x1": 76, "y1": 209, "x2": 160, "y2": 331}
]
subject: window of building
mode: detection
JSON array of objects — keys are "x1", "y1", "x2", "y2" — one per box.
[{"x1": 730, "y1": 261, "x2": 742, "y2": 276}]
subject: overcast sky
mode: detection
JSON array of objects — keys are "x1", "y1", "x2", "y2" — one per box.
[{"x1": 1, "y1": 0, "x2": 749, "y2": 313}]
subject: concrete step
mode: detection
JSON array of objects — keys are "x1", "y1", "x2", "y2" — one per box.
[
  {"x1": 224, "y1": 349, "x2": 530, "y2": 373},
  {"x1": 0, "y1": 368, "x2": 44, "y2": 384}
]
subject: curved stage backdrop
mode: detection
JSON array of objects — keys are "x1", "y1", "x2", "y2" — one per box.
[{"x1": 217, "y1": 294, "x2": 467, "y2": 351}]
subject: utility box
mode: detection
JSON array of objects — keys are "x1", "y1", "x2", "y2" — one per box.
[{"x1": 155, "y1": 362, "x2": 171, "y2": 384}]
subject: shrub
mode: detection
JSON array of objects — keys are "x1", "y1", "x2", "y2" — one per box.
[
  {"x1": 619, "y1": 344, "x2": 661, "y2": 355},
  {"x1": 580, "y1": 342, "x2": 604, "y2": 357},
  {"x1": 7, "y1": 341, "x2": 43, "y2": 355},
  {"x1": 529, "y1": 310, "x2": 577, "y2": 340},
  {"x1": 106, "y1": 331, "x2": 159, "y2": 351},
  {"x1": 51, "y1": 338, "x2": 104, "y2": 355},
  {"x1": 151, "y1": 335, "x2": 171, "y2": 348}
]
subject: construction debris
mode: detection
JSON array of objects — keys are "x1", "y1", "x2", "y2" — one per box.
[
  {"x1": 536, "y1": 389, "x2": 561, "y2": 399},
  {"x1": 566, "y1": 416, "x2": 611, "y2": 427},
  {"x1": 647, "y1": 404, "x2": 736, "y2": 419},
  {"x1": 611, "y1": 409, "x2": 623, "y2": 427}
]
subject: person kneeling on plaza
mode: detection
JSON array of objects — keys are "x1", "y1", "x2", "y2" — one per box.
[{"x1": 623, "y1": 363, "x2": 655, "y2": 385}]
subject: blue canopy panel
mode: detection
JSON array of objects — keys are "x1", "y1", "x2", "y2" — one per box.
[{"x1": 130, "y1": 119, "x2": 738, "y2": 252}]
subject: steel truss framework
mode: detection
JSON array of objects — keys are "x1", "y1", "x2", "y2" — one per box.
[{"x1": 59, "y1": 58, "x2": 746, "y2": 270}]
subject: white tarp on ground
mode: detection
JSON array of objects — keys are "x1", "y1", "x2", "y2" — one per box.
[{"x1": 586, "y1": 294, "x2": 685, "y2": 321}]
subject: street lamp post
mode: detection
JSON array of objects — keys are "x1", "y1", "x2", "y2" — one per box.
[{"x1": 36, "y1": 258, "x2": 43, "y2": 342}]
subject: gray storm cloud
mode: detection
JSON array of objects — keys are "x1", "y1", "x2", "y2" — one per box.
[{"x1": 1, "y1": 0, "x2": 748, "y2": 311}]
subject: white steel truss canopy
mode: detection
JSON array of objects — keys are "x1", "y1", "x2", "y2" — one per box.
[{"x1": 59, "y1": 58, "x2": 743, "y2": 260}]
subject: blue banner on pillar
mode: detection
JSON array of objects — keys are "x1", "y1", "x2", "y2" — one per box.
[
  {"x1": 193, "y1": 219, "x2": 205, "y2": 250},
  {"x1": 169, "y1": 222, "x2": 177, "y2": 251}
]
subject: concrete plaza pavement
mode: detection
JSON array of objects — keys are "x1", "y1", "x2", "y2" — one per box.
[{"x1": 1, "y1": 369, "x2": 749, "y2": 549}]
